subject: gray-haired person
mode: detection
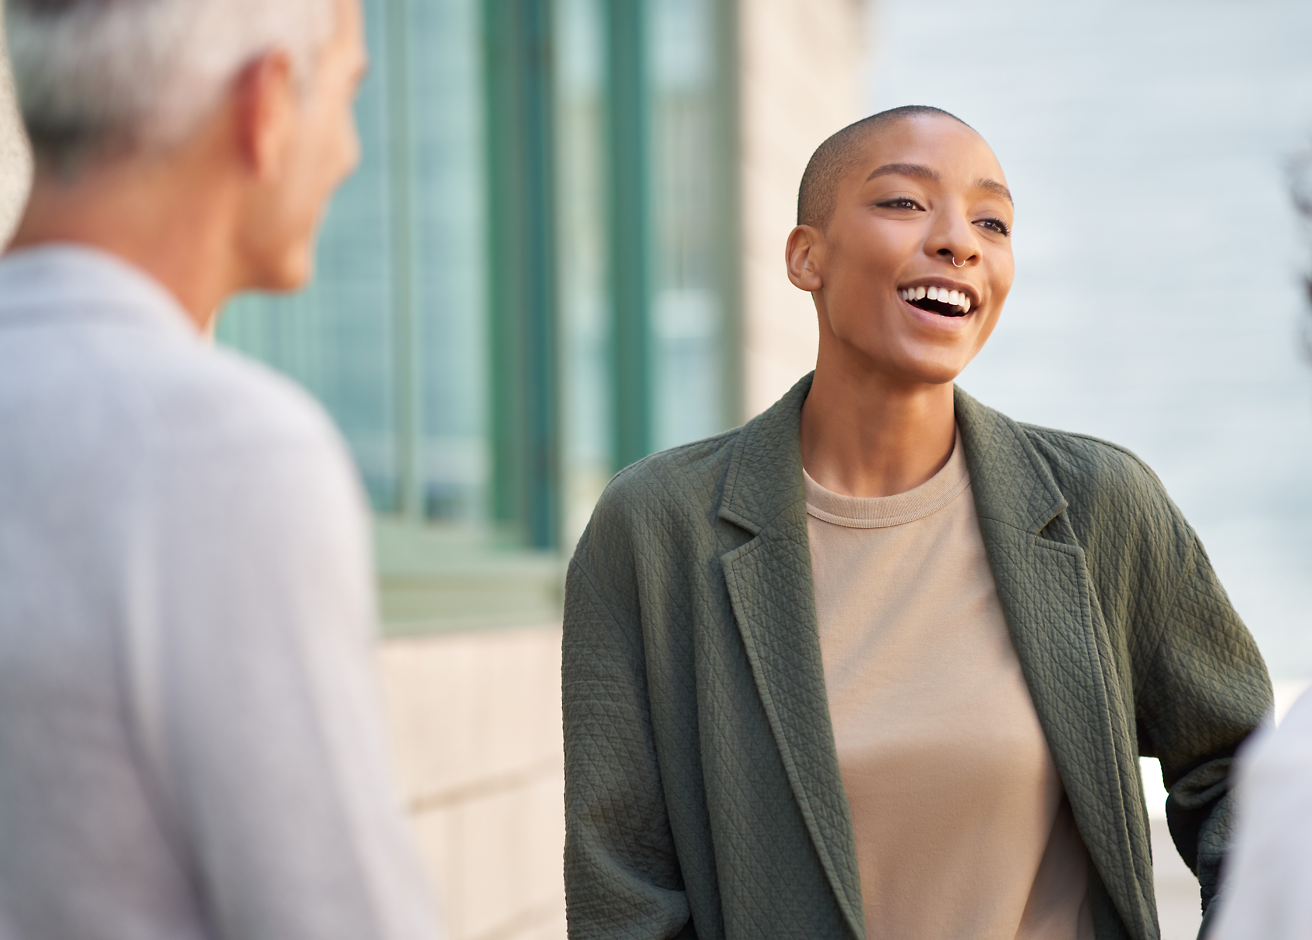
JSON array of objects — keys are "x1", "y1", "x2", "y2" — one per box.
[{"x1": 0, "y1": 1, "x2": 442, "y2": 939}]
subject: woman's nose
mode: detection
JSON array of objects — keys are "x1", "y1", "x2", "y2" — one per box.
[
  {"x1": 937, "y1": 246, "x2": 976, "y2": 267},
  {"x1": 928, "y1": 214, "x2": 979, "y2": 266}
]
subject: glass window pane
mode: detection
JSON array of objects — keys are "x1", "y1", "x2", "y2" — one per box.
[
  {"x1": 217, "y1": 0, "x2": 491, "y2": 526},
  {"x1": 556, "y1": 0, "x2": 612, "y2": 547},
  {"x1": 411, "y1": 0, "x2": 489, "y2": 525},
  {"x1": 649, "y1": 0, "x2": 727, "y2": 452}
]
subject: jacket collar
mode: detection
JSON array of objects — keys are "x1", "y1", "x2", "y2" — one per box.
[
  {"x1": 719, "y1": 371, "x2": 1070, "y2": 539},
  {"x1": 716, "y1": 372, "x2": 1154, "y2": 940}
]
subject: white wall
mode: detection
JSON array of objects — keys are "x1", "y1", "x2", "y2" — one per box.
[
  {"x1": 868, "y1": 0, "x2": 1312, "y2": 681},
  {"x1": 737, "y1": 0, "x2": 866, "y2": 419},
  {"x1": 0, "y1": 16, "x2": 32, "y2": 244}
]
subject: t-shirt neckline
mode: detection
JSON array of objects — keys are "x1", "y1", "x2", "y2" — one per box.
[{"x1": 802, "y1": 428, "x2": 971, "y2": 529}]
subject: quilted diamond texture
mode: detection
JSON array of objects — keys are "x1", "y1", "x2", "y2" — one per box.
[{"x1": 562, "y1": 374, "x2": 1272, "y2": 940}]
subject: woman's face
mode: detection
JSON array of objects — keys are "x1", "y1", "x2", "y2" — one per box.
[{"x1": 788, "y1": 115, "x2": 1016, "y2": 388}]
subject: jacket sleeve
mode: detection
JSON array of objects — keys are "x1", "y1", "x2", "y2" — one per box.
[
  {"x1": 562, "y1": 518, "x2": 693, "y2": 940},
  {"x1": 1134, "y1": 527, "x2": 1272, "y2": 914}
]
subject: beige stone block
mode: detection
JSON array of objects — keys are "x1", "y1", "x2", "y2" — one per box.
[
  {"x1": 523, "y1": 905, "x2": 568, "y2": 940},
  {"x1": 525, "y1": 631, "x2": 564, "y2": 768},
  {"x1": 480, "y1": 630, "x2": 552, "y2": 779},
  {"x1": 409, "y1": 807, "x2": 456, "y2": 927},
  {"x1": 378, "y1": 632, "x2": 488, "y2": 801},
  {"x1": 446, "y1": 787, "x2": 524, "y2": 940},
  {"x1": 520, "y1": 771, "x2": 566, "y2": 912},
  {"x1": 377, "y1": 624, "x2": 565, "y2": 808},
  {"x1": 408, "y1": 775, "x2": 565, "y2": 940}
]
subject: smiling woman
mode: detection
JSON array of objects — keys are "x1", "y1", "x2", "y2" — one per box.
[{"x1": 562, "y1": 106, "x2": 1274, "y2": 940}]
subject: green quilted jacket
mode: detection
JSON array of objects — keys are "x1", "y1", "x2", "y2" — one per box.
[{"x1": 562, "y1": 374, "x2": 1271, "y2": 940}]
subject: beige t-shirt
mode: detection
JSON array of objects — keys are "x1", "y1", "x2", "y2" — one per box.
[{"x1": 805, "y1": 432, "x2": 1093, "y2": 940}]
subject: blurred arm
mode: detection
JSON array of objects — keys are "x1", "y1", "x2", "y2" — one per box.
[
  {"x1": 1209, "y1": 692, "x2": 1312, "y2": 939},
  {"x1": 149, "y1": 433, "x2": 442, "y2": 940}
]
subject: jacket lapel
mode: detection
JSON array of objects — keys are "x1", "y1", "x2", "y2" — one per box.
[
  {"x1": 714, "y1": 375, "x2": 1152, "y2": 940},
  {"x1": 956, "y1": 388, "x2": 1154, "y2": 940},
  {"x1": 717, "y1": 374, "x2": 866, "y2": 940}
]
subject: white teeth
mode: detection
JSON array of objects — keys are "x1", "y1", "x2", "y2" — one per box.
[{"x1": 901, "y1": 284, "x2": 974, "y2": 312}]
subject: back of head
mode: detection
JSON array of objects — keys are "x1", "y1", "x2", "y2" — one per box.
[
  {"x1": 5, "y1": 0, "x2": 337, "y2": 174},
  {"x1": 797, "y1": 105, "x2": 971, "y2": 232}
]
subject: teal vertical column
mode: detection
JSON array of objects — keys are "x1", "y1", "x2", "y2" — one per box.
[
  {"x1": 713, "y1": 0, "x2": 743, "y2": 427},
  {"x1": 485, "y1": 0, "x2": 561, "y2": 549},
  {"x1": 386, "y1": 0, "x2": 423, "y2": 520},
  {"x1": 606, "y1": 0, "x2": 652, "y2": 471}
]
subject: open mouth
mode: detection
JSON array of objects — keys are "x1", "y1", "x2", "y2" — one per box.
[{"x1": 899, "y1": 285, "x2": 973, "y2": 318}]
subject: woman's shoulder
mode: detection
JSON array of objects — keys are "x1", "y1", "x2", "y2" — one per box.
[
  {"x1": 1018, "y1": 423, "x2": 1163, "y2": 492},
  {"x1": 589, "y1": 426, "x2": 745, "y2": 530},
  {"x1": 1013, "y1": 421, "x2": 1190, "y2": 536},
  {"x1": 955, "y1": 385, "x2": 1172, "y2": 515}
]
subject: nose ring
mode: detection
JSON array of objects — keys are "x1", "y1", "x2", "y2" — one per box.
[{"x1": 952, "y1": 256, "x2": 967, "y2": 268}]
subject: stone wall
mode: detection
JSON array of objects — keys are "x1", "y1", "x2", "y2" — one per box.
[
  {"x1": 738, "y1": 0, "x2": 866, "y2": 420},
  {"x1": 378, "y1": 626, "x2": 566, "y2": 940}
]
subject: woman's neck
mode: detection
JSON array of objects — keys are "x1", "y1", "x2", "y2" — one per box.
[{"x1": 799, "y1": 359, "x2": 957, "y2": 499}]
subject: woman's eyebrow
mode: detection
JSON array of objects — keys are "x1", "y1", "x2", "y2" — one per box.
[
  {"x1": 863, "y1": 164, "x2": 1013, "y2": 205},
  {"x1": 976, "y1": 178, "x2": 1014, "y2": 205},
  {"x1": 865, "y1": 162, "x2": 938, "y2": 183}
]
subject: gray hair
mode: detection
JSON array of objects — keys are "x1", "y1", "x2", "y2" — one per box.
[{"x1": 5, "y1": 0, "x2": 338, "y2": 172}]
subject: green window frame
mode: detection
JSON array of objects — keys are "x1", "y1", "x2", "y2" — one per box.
[{"x1": 218, "y1": 0, "x2": 741, "y2": 635}]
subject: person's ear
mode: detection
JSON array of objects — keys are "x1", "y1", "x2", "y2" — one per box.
[
  {"x1": 786, "y1": 224, "x2": 825, "y2": 292},
  {"x1": 232, "y1": 50, "x2": 297, "y2": 182}
]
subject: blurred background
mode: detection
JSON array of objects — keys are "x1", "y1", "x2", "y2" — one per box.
[{"x1": 1, "y1": 1, "x2": 1310, "y2": 938}]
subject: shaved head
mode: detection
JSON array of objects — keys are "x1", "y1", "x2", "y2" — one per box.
[{"x1": 797, "y1": 106, "x2": 972, "y2": 231}]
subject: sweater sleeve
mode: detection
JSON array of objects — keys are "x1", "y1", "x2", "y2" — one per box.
[
  {"x1": 562, "y1": 525, "x2": 693, "y2": 940},
  {"x1": 148, "y1": 429, "x2": 443, "y2": 940},
  {"x1": 1135, "y1": 529, "x2": 1272, "y2": 915}
]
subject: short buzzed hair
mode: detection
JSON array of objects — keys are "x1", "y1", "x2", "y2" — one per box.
[
  {"x1": 5, "y1": 0, "x2": 338, "y2": 173},
  {"x1": 797, "y1": 105, "x2": 971, "y2": 231}
]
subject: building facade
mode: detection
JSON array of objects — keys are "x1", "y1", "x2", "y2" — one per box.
[{"x1": 0, "y1": 1, "x2": 864, "y2": 937}]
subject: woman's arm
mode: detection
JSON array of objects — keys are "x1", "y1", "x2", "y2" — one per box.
[
  {"x1": 562, "y1": 543, "x2": 693, "y2": 940},
  {"x1": 1135, "y1": 531, "x2": 1272, "y2": 915}
]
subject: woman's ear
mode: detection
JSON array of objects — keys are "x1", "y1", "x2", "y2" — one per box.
[{"x1": 786, "y1": 224, "x2": 825, "y2": 292}]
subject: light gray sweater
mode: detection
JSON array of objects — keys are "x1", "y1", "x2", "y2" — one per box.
[{"x1": 0, "y1": 245, "x2": 442, "y2": 940}]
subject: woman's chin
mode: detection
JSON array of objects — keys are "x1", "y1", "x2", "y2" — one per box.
[{"x1": 844, "y1": 345, "x2": 975, "y2": 389}]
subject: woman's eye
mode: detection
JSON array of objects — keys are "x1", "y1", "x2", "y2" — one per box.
[
  {"x1": 976, "y1": 217, "x2": 1011, "y2": 236},
  {"x1": 878, "y1": 197, "x2": 922, "y2": 211}
]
